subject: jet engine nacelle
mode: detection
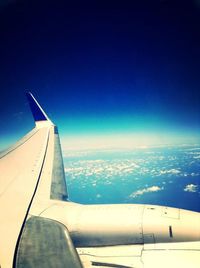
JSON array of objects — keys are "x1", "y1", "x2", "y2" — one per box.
[{"x1": 41, "y1": 203, "x2": 200, "y2": 247}]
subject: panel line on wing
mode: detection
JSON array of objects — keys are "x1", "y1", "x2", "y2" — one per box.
[
  {"x1": 13, "y1": 130, "x2": 50, "y2": 268},
  {"x1": 91, "y1": 261, "x2": 132, "y2": 268}
]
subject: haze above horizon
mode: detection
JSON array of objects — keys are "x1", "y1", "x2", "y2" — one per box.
[{"x1": 0, "y1": 1, "x2": 199, "y2": 150}]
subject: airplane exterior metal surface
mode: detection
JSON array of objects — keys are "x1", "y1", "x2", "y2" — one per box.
[{"x1": 0, "y1": 93, "x2": 199, "y2": 268}]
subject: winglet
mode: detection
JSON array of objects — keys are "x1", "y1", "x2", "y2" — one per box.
[{"x1": 26, "y1": 92, "x2": 53, "y2": 126}]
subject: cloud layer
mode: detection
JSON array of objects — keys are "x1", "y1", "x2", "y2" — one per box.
[{"x1": 129, "y1": 186, "x2": 164, "y2": 198}]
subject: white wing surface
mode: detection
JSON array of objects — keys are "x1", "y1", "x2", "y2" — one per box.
[{"x1": 0, "y1": 92, "x2": 82, "y2": 268}]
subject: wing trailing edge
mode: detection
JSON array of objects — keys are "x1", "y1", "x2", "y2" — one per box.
[{"x1": 26, "y1": 92, "x2": 68, "y2": 200}]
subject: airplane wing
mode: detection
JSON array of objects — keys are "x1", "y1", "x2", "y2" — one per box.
[
  {"x1": 0, "y1": 92, "x2": 83, "y2": 268},
  {"x1": 76, "y1": 241, "x2": 200, "y2": 268},
  {"x1": 0, "y1": 93, "x2": 199, "y2": 268}
]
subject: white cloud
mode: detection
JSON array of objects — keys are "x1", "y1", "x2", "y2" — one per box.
[
  {"x1": 160, "y1": 169, "x2": 181, "y2": 175},
  {"x1": 184, "y1": 184, "x2": 198, "y2": 193},
  {"x1": 193, "y1": 155, "x2": 200, "y2": 159},
  {"x1": 129, "y1": 186, "x2": 164, "y2": 198},
  {"x1": 64, "y1": 158, "x2": 142, "y2": 179}
]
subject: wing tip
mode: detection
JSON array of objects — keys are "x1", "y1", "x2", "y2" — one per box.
[{"x1": 26, "y1": 91, "x2": 51, "y2": 123}]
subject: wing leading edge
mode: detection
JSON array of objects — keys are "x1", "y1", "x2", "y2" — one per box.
[{"x1": 0, "y1": 92, "x2": 81, "y2": 268}]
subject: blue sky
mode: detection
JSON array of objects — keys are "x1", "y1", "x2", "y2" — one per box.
[{"x1": 0, "y1": 1, "x2": 200, "y2": 150}]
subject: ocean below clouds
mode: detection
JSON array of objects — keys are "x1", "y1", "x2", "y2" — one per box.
[{"x1": 64, "y1": 145, "x2": 200, "y2": 212}]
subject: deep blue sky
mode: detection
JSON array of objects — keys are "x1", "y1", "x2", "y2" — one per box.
[{"x1": 0, "y1": 0, "x2": 200, "y2": 149}]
